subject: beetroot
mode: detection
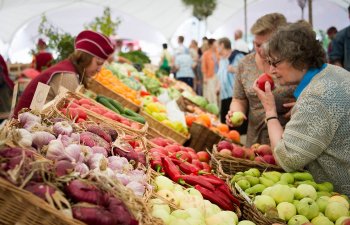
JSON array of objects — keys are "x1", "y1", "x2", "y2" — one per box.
[
  {"x1": 25, "y1": 182, "x2": 56, "y2": 200},
  {"x1": 66, "y1": 180, "x2": 108, "y2": 206},
  {"x1": 55, "y1": 160, "x2": 74, "y2": 177},
  {"x1": 86, "y1": 125, "x2": 112, "y2": 143},
  {"x1": 72, "y1": 205, "x2": 117, "y2": 225}
]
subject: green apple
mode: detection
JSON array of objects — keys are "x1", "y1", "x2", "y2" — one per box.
[
  {"x1": 152, "y1": 208, "x2": 171, "y2": 224},
  {"x1": 269, "y1": 184, "x2": 294, "y2": 204},
  {"x1": 244, "y1": 168, "x2": 261, "y2": 177},
  {"x1": 293, "y1": 200, "x2": 300, "y2": 208},
  {"x1": 155, "y1": 176, "x2": 174, "y2": 191},
  {"x1": 335, "y1": 216, "x2": 350, "y2": 225},
  {"x1": 317, "y1": 191, "x2": 332, "y2": 198},
  {"x1": 237, "y1": 179, "x2": 251, "y2": 191},
  {"x1": 280, "y1": 173, "x2": 295, "y2": 184},
  {"x1": 295, "y1": 184, "x2": 317, "y2": 200},
  {"x1": 311, "y1": 214, "x2": 334, "y2": 225},
  {"x1": 238, "y1": 220, "x2": 256, "y2": 225},
  {"x1": 296, "y1": 198, "x2": 320, "y2": 220},
  {"x1": 230, "y1": 111, "x2": 245, "y2": 127},
  {"x1": 317, "y1": 182, "x2": 334, "y2": 193},
  {"x1": 277, "y1": 202, "x2": 297, "y2": 221},
  {"x1": 330, "y1": 196, "x2": 350, "y2": 210},
  {"x1": 317, "y1": 196, "x2": 330, "y2": 213},
  {"x1": 325, "y1": 201, "x2": 349, "y2": 222},
  {"x1": 254, "y1": 195, "x2": 276, "y2": 213},
  {"x1": 287, "y1": 215, "x2": 310, "y2": 225}
]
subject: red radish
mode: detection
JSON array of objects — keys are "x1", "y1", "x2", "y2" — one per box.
[
  {"x1": 67, "y1": 102, "x2": 79, "y2": 108},
  {"x1": 121, "y1": 119, "x2": 131, "y2": 126},
  {"x1": 76, "y1": 108, "x2": 87, "y2": 120},
  {"x1": 76, "y1": 118, "x2": 85, "y2": 123},
  {"x1": 257, "y1": 73, "x2": 275, "y2": 91},
  {"x1": 78, "y1": 98, "x2": 93, "y2": 105},
  {"x1": 197, "y1": 151, "x2": 210, "y2": 163}
]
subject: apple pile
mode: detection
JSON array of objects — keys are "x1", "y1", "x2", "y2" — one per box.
[
  {"x1": 216, "y1": 141, "x2": 276, "y2": 165},
  {"x1": 231, "y1": 169, "x2": 350, "y2": 225},
  {"x1": 151, "y1": 175, "x2": 255, "y2": 225}
]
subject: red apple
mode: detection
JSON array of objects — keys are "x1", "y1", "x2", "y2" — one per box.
[
  {"x1": 217, "y1": 140, "x2": 233, "y2": 151},
  {"x1": 219, "y1": 149, "x2": 232, "y2": 157},
  {"x1": 197, "y1": 151, "x2": 210, "y2": 163},
  {"x1": 201, "y1": 162, "x2": 211, "y2": 172},
  {"x1": 232, "y1": 146, "x2": 245, "y2": 158},
  {"x1": 254, "y1": 156, "x2": 266, "y2": 163},
  {"x1": 192, "y1": 159, "x2": 204, "y2": 169},
  {"x1": 257, "y1": 73, "x2": 275, "y2": 91},
  {"x1": 263, "y1": 154, "x2": 276, "y2": 165},
  {"x1": 245, "y1": 148, "x2": 255, "y2": 161},
  {"x1": 256, "y1": 144, "x2": 272, "y2": 156},
  {"x1": 341, "y1": 219, "x2": 350, "y2": 225}
]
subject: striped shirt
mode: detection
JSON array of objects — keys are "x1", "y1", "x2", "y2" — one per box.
[{"x1": 217, "y1": 53, "x2": 244, "y2": 100}]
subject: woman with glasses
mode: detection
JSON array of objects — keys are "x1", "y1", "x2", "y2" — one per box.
[
  {"x1": 14, "y1": 30, "x2": 114, "y2": 117},
  {"x1": 226, "y1": 13, "x2": 296, "y2": 147},
  {"x1": 254, "y1": 21, "x2": 350, "y2": 196}
]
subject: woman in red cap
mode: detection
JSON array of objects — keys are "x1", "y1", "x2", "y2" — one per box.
[
  {"x1": 0, "y1": 54, "x2": 14, "y2": 120},
  {"x1": 31, "y1": 38, "x2": 54, "y2": 72},
  {"x1": 14, "y1": 30, "x2": 115, "y2": 117}
]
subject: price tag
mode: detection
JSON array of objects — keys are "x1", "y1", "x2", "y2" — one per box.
[
  {"x1": 30, "y1": 82, "x2": 51, "y2": 111},
  {"x1": 235, "y1": 182, "x2": 253, "y2": 205}
]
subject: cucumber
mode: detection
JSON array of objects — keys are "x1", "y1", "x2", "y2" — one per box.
[
  {"x1": 108, "y1": 98, "x2": 125, "y2": 114},
  {"x1": 122, "y1": 114, "x2": 146, "y2": 124},
  {"x1": 124, "y1": 108, "x2": 139, "y2": 117},
  {"x1": 97, "y1": 97, "x2": 121, "y2": 114}
]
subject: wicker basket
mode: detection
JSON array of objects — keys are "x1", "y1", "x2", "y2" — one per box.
[
  {"x1": 187, "y1": 122, "x2": 222, "y2": 152},
  {"x1": 87, "y1": 78, "x2": 140, "y2": 112},
  {"x1": 211, "y1": 145, "x2": 284, "y2": 178},
  {"x1": 228, "y1": 181, "x2": 286, "y2": 225},
  {"x1": 0, "y1": 178, "x2": 85, "y2": 225},
  {"x1": 140, "y1": 110, "x2": 190, "y2": 145},
  {"x1": 50, "y1": 92, "x2": 148, "y2": 135}
]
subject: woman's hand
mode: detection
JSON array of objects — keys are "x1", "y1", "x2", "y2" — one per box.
[
  {"x1": 253, "y1": 78, "x2": 277, "y2": 117},
  {"x1": 226, "y1": 110, "x2": 247, "y2": 127}
]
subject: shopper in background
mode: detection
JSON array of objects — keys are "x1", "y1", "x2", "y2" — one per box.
[
  {"x1": 255, "y1": 21, "x2": 350, "y2": 195},
  {"x1": 195, "y1": 37, "x2": 209, "y2": 96},
  {"x1": 177, "y1": 36, "x2": 187, "y2": 54},
  {"x1": 189, "y1": 40, "x2": 200, "y2": 91},
  {"x1": 226, "y1": 13, "x2": 296, "y2": 147},
  {"x1": 217, "y1": 37, "x2": 244, "y2": 124},
  {"x1": 159, "y1": 43, "x2": 172, "y2": 74},
  {"x1": 31, "y1": 38, "x2": 54, "y2": 72},
  {"x1": 326, "y1": 26, "x2": 337, "y2": 61},
  {"x1": 174, "y1": 48, "x2": 195, "y2": 88},
  {"x1": 233, "y1": 29, "x2": 250, "y2": 55},
  {"x1": 14, "y1": 30, "x2": 114, "y2": 117},
  {"x1": 329, "y1": 5, "x2": 350, "y2": 71},
  {"x1": 201, "y1": 38, "x2": 219, "y2": 104},
  {"x1": 0, "y1": 54, "x2": 14, "y2": 119}
]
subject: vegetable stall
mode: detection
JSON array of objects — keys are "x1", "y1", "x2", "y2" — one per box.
[{"x1": 1, "y1": 62, "x2": 349, "y2": 225}]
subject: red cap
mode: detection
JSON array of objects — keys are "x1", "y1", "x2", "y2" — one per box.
[
  {"x1": 75, "y1": 30, "x2": 115, "y2": 60},
  {"x1": 37, "y1": 38, "x2": 46, "y2": 47}
]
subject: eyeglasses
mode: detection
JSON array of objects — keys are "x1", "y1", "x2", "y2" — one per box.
[{"x1": 267, "y1": 58, "x2": 283, "y2": 67}]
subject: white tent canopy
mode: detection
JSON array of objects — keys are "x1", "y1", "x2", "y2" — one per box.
[{"x1": 0, "y1": 0, "x2": 349, "y2": 63}]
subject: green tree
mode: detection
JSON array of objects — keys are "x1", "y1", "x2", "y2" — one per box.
[
  {"x1": 37, "y1": 15, "x2": 74, "y2": 62},
  {"x1": 182, "y1": 0, "x2": 217, "y2": 20},
  {"x1": 85, "y1": 7, "x2": 121, "y2": 37}
]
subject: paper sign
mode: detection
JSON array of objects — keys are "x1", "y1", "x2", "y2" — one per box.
[
  {"x1": 235, "y1": 182, "x2": 253, "y2": 205},
  {"x1": 30, "y1": 82, "x2": 51, "y2": 111}
]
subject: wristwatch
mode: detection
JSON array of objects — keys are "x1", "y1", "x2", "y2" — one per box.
[{"x1": 265, "y1": 116, "x2": 278, "y2": 124}]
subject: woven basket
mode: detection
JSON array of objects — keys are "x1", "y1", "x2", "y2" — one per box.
[
  {"x1": 50, "y1": 92, "x2": 148, "y2": 135},
  {"x1": 228, "y1": 181, "x2": 286, "y2": 225},
  {"x1": 140, "y1": 110, "x2": 190, "y2": 145},
  {"x1": 188, "y1": 122, "x2": 222, "y2": 152},
  {"x1": 87, "y1": 78, "x2": 140, "y2": 112},
  {"x1": 211, "y1": 145, "x2": 284, "y2": 178},
  {"x1": 0, "y1": 178, "x2": 85, "y2": 225}
]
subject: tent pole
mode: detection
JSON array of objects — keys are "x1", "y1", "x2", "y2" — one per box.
[
  {"x1": 308, "y1": 0, "x2": 313, "y2": 27},
  {"x1": 244, "y1": 0, "x2": 247, "y2": 42}
]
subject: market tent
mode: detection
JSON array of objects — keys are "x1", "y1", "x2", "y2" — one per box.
[{"x1": 0, "y1": 0, "x2": 349, "y2": 62}]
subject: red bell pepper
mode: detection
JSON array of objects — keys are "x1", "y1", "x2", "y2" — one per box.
[
  {"x1": 178, "y1": 175, "x2": 215, "y2": 191},
  {"x1": 194, "y1": 185, "x2": 234, "y2": 211},
  {"x1": 140, "y1": 90, "x2": 150, "y2": 97},
  {"x1": 217, "y1": 184, "x2": 241, "y2": 207},
  {"x1": 161, "y1": 157, "x2": 181, "y2": 181}
]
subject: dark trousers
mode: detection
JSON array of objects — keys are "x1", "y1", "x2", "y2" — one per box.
[
  {"x1": 220, "y1": 97, "x2": 248, "y2": 135},
  {"x1": 177, "y1": 77, "x2": 193, "y2": 88}
]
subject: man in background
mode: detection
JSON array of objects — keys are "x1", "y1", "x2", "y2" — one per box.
[{"x1": 31, "y1": 38, "x2": 53, "y2": 72}]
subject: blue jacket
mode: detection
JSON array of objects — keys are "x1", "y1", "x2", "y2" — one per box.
[{"x1": 330, "y1": 26, "x2": 350, "y2": 71}]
